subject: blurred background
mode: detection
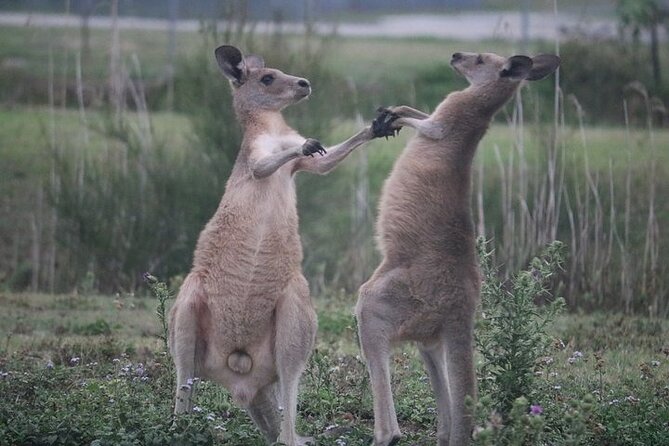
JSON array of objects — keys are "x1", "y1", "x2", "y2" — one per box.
[{"x1": 0, "y1": 0, "x2": 667, "y2": 316}]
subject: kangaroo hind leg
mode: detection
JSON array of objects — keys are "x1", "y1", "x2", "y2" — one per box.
[
  {"x1": 274, "y1": 285, "x2": 317, "y2": 446},
  {"x1": 355, "y1": 272, "x2": 407, "y2": 446},
  {"x1": 247, "y1": 382, "x2": 281, "y2": 443},
  {"x1": 419, "y1": 340, "x2": 452, "y2": 446},
  {"x1": 170, "y1": 273, "x2": 209, "y2": 414},
  {"x1": 443, "y1": 323, "x2": 476, "y2": 445}
]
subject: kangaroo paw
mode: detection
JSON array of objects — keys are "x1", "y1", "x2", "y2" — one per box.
[
  {"x1": 372, "y1": 108, "x2": 401, "y2": 139},
  {"x1": 302, "y1": 138, "x2": 327, "y2": 157}
]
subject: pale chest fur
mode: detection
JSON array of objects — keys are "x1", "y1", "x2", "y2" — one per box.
[{"x1": 193, "y1": 130, "x2": 306, "y2": 296}]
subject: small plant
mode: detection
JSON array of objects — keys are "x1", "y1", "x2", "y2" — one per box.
[
  {"x1": 472, "y1": 396, "x2": 546, "y2": 446},
  {"x1": 476, "y1": 238, "x2": 565, "y2": 414},
  {"x1": 143, "y1": 272, "x2": 176, "y2": 401},
  {"x1": 143, "y1": 272, "x2": 172, "y2": 354}
]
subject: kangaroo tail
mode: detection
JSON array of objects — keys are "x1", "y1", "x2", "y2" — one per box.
[{"x1": 227, "y1": 350, "x2": 253, "y2": 374}]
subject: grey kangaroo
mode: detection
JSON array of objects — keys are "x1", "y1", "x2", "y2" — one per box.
[
  {"x1": 356, "y1": 52, "x2": 560, "y2": 446},
  {"x1": 169, "y1": 45, "x2": 395, "y2": 446}
]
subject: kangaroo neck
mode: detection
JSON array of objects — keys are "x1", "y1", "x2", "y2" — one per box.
[
  {"x1": 459, "y1": 81, "x2": 518, "y2": 118},
  {"x1": 234, "y1": 104, "x2": 289, "y2": 136}
]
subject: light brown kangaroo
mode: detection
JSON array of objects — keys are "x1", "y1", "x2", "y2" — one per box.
[
  {"x1": 356, "y1": 52, "x2": 560, "y2": 446},
  {"x1": 169, "y1": 45, "x2": 395, "y2": 446}
]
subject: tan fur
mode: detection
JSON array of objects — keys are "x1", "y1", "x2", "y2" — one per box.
[
  {"x1": 356, "y1": 52, "x2": 560, "y2": 446},
  {"x1": 169, "y1": 45, "x2": 383, "y2": 446}
]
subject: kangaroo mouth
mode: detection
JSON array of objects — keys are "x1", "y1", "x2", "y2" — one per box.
[
  {"x1": 450, "y1": 60, "x2": 462, "y2": 76},
  {"x1": 296, "y1": 88, "x2": 311, "y2": 101}
]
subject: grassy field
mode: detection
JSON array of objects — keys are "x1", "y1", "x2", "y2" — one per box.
[
  {"x1": 1, "y1": 289, "x2": 667, "y2": 445},
  {"x1": 3, "y1": 105, "x2": 667, "y2": 188},
  {"x1": 1, "y1": 13, "x2": 668, "y2": 445}
]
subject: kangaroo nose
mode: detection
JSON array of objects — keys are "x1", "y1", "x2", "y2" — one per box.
[
  {"x1": 452, "y1": 52, "x2": 463, "y2": 61},
  {"x1": 297, "y1": 79, "x2": 310, "y2": 89}
]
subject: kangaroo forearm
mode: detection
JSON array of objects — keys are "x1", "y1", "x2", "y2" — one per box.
[
  {"x1": 392, "y1": 105, "x2": 430, "y2": 120},
  {"x1": 297, "y1": 127, "x2": 373, "y2": 175},
  {"x1": 395, "y1": 117, "x2": 445, "y2": 140},
  {"x1": 250, "y1": 148, "x2": 301, "y2": 179}
]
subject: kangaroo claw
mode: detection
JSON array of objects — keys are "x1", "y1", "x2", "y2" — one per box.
[
  {"x1": 302, "y1": 138, "x2": 327, "y2": 157},
  {"x1": 372, "y1": 107, "x2": 401, "y2": 139}
]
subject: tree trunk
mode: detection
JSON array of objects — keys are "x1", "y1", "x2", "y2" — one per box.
[{"x1": 650, "y1": 22, "x2": 661, "y2": 88}]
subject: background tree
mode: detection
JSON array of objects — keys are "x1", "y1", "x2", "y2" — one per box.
[{"x1": 616, "y1": 0, "x2": 669, "y2": 88}]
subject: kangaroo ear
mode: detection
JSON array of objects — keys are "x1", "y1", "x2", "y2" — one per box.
[
  {"x1": 244, "y1": 54, "x2": 265, "y2": 71},
  {"x1": 527, "y1": 54, "x2": 561, "y2": 81},
  {"x1": 215, "y1": 45, "x2": 247, "y2": 86},
  {"x1": 500, "y1": 55, "x2": 533, "y2": 80}
]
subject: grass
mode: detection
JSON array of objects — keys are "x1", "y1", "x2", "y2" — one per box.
[
  {"x1": 0, "y1": 25, "x2": 203, "y2": 80},
  {"x1": 0, "y1": 11, "x2": 667, "y2": 444},
  {"x1": 322, "y1": 36, "x2": 525, "y2": 83},
  {"x1": 6, "y1": 104, "x2": 664, "y2": 181},
  {"x1": 1, "y1": 290, "x2": 667, "y2": 445}
]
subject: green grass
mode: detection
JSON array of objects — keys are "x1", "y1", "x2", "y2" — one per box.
[
  {"x1": 0, "y1": 106, "x2": 192, "y2": 187},
  {"x1": 0, "y1": 25, "x2": 203, "y2": 80},
  {"x1": 1, "y1": 291, "x2": 667, "y2": 445},
  {"x1": 322, "y1": 37, "x2": 525, "y2": 83}
]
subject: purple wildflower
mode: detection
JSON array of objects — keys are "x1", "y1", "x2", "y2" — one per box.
[{"x1": 530, "y1": 405, "x2": 543, "y2": 416}]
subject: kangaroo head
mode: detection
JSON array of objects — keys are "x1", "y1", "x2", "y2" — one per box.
[
  {"x1": 215, "y1": 45, "x2": 311, "y2": 112},
  {"x1": 450, "y1": 52, "x2": 560, "y2": 87}
]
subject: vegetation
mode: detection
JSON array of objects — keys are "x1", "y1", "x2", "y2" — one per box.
[
  {"x1": 0, "y1": 6, "x2": 668, "y2": 443},
  {"x1": 1, "y1": 16, "x2": 668, "y2": 312},
  {"x1": 1, "y1": 244, "x2": 667, "y2": 444}
]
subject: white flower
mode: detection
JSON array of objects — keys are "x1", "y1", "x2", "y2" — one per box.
[
  {"x1": 192, "y1": 406, "x2": 203, "y2": 413},
  {"x1": 70, "y1": 357, "x2": 81, "y2": 365}
]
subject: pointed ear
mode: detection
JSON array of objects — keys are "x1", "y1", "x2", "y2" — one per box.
[
  {"x1": 244, "y1": 54, "x2": 265, "y2": 71},
  {"x1": 500, "y1": 55, "x2": 533, "y2": 80},
  {"x1": 215, "y1": 45, "x2": 247, "y2": 86},
  {"x1": 527, "y1": 54, "x2": 561, "y2": 81}
]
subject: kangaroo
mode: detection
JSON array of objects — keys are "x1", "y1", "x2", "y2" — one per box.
[
  {"x1": 169, "y1": 45, "x2": 395, "y2": 446},
  {"x1": 356, "y1": 52, "x2": 560, "y2": 446}
]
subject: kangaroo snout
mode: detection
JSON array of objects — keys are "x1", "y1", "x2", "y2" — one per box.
[
  {"x1": 451, "y1": 52, "x2": 463, "y2": 62},
  {"x1": 296, "y1": 78, "x2": 311, "y2": 98}
]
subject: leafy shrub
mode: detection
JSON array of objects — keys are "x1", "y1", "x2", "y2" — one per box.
[
  {"x1": 51, "y1": 108, "x2": 224, "y2": 293},
  {"x1": 476, "y1": 238, "x2": 566, "y2": 414},
  {"x1": 558, "y1": 36, "x2": 666, "y2": 125},
  {"x1": 73, "y1": 318, "x2": 112, "y2": 336}
]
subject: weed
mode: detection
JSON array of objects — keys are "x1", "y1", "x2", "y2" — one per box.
[
  {"x1": 143, "y1": 272, "x2": 172, "y2": 353},
  {"x1": 476, "y1": 238, "x2": 565, "y2": 414}
]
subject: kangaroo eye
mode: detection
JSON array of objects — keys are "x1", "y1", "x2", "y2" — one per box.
[
  {"x1": 476, "y1": 55, "x2": 484, "y2": 65},
  {"x1": 260, "y1": 74, "x2": 275, "y2": 86}
]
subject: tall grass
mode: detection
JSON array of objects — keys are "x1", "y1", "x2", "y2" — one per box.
[
  {"x1": 1, "y1": 11, "x2": 666, "y2": 314},
  {"x1": 473, "y1": 74, "x2": 666, "y2": 317}
]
